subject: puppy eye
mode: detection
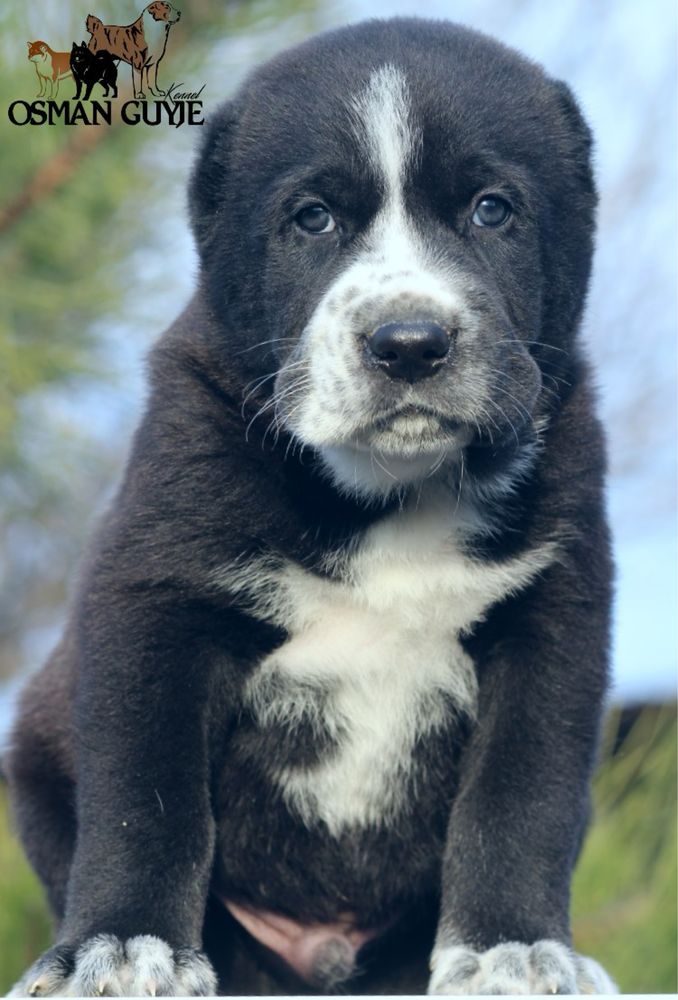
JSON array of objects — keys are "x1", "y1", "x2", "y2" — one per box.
[
  {"x1": 295, "y1": 204, "x2": 336, "y2": 234},
  {"x1": 472, "y1": 196, "x2": 512, "y2": 228}
]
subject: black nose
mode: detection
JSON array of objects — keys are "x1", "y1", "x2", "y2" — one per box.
[{"x1": 366, "y1": 321, "x2": 451, "y2": 382}]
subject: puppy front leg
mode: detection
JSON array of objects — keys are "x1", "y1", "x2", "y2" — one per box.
[
  {"x1": 429, "y1": 556, "x2": 617, "y2": 995},
  {"x1": 149, "y1": 63, "x2": 165, "y2": 97},
  {"x1": 132, "y1": 61, "x2": 144, "y2": 100},
  {"x1": 9, "y1": 594, "x2": 219, "y2": 998}
]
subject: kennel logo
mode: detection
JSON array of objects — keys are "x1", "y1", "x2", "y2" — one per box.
[{"x1": 8, "y1": 2, "x2": 205, "y2": 127}]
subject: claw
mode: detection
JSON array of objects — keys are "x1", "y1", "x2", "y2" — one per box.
[{"x1": 147, "y1": 982, "x2": 157, "y2": 997}]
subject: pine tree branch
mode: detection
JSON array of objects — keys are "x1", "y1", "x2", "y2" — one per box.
[{"x1": 0, "y1": 125, "x2": 112, "y2": 236}]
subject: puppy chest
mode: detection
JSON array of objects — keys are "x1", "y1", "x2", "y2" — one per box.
[
  {"x1": 224, "y1": 503, "x2": 556, "y2": 834},
  {"x1": 243, "y1": 581, "x2": 477, "y2": 834}
]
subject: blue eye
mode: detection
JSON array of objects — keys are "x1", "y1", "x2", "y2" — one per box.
[
  {"x1": 472, "y1": 196, "x2": 512, "y2": 227},
  {"x1": 295, "y1": 204, "x2": 336, "y2": 234}
]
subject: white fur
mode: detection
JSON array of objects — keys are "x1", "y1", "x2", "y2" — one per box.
[
  {"x1": 320, "y1": 435, "x2": 469, "y2": 500},
  {"x1": 216, "y1": 487, "x2": 557, "y2": 834},
  {"x1": 350, "y1": 64, "x2": 417, "y2": 197},
  {"x1": 428, "y1": 940, "x2": 618, "y2": 995},
  {"x1": 173, "y1": 949, "x2": 218, "y2": 996},
  {"x1": 8, "y1": 935, "x2": 217, "y2": 998},
  {"x1": 276, "y1": 66, "x2": 471, "y2": 496}
]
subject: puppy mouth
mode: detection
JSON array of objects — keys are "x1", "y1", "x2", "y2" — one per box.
[
  {"x1": 372, "y1": 404, "x2": 458, "y2": 430},
  {"x1": 354, "y1": 405, "x2": 472, "y2": 455}
]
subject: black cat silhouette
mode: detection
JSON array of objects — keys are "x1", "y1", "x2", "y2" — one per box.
[{"x1": 70, "y1": 42, "x2": 118, "y2": 100}]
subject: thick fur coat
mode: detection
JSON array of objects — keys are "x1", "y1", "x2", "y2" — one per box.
[{"x1": 7, "y1": 18, "x2": 615, "y2": 997}]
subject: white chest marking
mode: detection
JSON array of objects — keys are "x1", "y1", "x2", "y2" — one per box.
[{"x1": 218, "y1": 497, "x2": 556, "y2": 834}]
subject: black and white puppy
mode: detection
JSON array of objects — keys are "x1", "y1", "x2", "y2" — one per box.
[{"x1": 7, "y1": 17, "x2": 616, "y2": 997}]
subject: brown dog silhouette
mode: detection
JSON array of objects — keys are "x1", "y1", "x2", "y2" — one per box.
[
  {"x1": 27, "y1": 40, "x2": 72, "y2": 98},
  {"x1": 86, "y1": 2, "x2": 181, "y2": 100}
]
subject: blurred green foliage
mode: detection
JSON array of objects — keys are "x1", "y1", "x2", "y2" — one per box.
[
  {"x1": 1, "y1": 0, "x2": 169, "y2": 683},
  {"x1": 0, "y1": 705, "x2": 676, "y2": 993},
  {"x1": 1, "y1": 10, "x2": 143, "y2": 467},
  {"x1": 0, "y1": 0, "x2": 322, "y2": 683},
  {"x1": 572, "y1": 703, "x2": 678, "y2": 993},
  {"x1": 0, "y1": 784, "x2": 52, "y2": 989}
]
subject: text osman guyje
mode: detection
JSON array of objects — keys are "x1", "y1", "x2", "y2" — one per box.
[{"x1": 8, "y1": 86, "x2": 205, "y2": 128}]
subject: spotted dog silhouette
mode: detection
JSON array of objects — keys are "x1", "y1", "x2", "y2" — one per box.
[
  {"x1": 86, "y1": 2, "x2": 181, "y2": 100},
  {"x1": 27, "y1": 40, "x2": 72, "y2": 98}
]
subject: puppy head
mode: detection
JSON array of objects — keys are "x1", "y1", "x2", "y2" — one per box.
[
  {"x1": 27, "y1": 41, "x2": 48, "y2": 62},
  {"x1": 71, "y1": 42, "x2": 88, "y2": 66},
  {"x1": 190, "y1": 19, "x2": 596, "y2": 499},
  {"x1": 147, "y1": 1, "x2": 181, "y2": 23}
]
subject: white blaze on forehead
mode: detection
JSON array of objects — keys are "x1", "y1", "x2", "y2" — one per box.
[
  {"x1": 350, "y1": 64, "x2": 419, "y2": 205},
  {"x1": 276, "y1": 64, "x2": 464, "y2": 494}
]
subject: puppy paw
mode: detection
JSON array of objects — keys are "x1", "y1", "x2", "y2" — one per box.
[
  {"x1": 7, "y1": 934, "x2": 217, "y2": 997},
  {"x1": 428, "y1": 940, "x2": 617, "y2": 995}
]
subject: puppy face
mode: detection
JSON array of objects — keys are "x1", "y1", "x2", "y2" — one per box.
[
  {"x1": 191, "y1": 21, "x2": 595, "y2": 495},
  {"x1": 268, "y1": 64, "x2": 545, "y2": 484},
  {"x1": 147, "y1": 1, "x2": 181, "y2": 23},
  {"x1": 27, "y1": 41, "x2": 48, "y2": 63}
]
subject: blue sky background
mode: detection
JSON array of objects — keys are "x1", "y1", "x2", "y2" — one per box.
[{"x1": 0, "y1": 0, "x2": 676, "y2": 738}]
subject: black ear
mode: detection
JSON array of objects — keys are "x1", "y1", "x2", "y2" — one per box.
[
  {"x1": 551, "y1": 80, "x2": 596, "y2": 191},
  {"x1": 188, "y1": 100, "x2": 238, "y2": 258},
  {"x1": 552, "y1": 81, "x2": 591, "y2": 136},
  {"x1": 539, "y1": 79, "x2": 597, "y2": 343}
]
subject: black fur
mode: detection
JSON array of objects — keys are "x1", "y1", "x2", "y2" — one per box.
[
  {"x1": 7, "y1": 18, "x2": 611, "y2": 996},
  {"x1": 70, "y1": 42, "x2": 118, "y2": 100}
]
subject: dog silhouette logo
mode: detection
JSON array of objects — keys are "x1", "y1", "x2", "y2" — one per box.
[
  {"x1": 70, "y1": 43, "x2": 119, "y2": 100},
  {"x1": 11, "y1": 3, "x2": 204, "y2": 128},
  {"x1": 86, "y1": 2, "x2": 181, "y2": 100},
  {"x1": 27, "y1": 40, "x2": 73, "y2": 99}
]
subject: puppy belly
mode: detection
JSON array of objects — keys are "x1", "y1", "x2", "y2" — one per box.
[{"x1": 223, "y1": 898, "x2": 380, "y2": 985}]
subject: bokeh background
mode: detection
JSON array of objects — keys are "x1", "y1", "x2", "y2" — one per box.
[{"x1": 0, "y1": 0, "x2": 676, "y2": 993}]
